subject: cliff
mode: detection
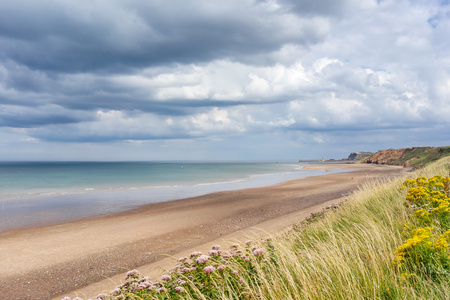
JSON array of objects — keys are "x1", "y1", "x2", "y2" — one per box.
[
  {"x1": 361, "y1": 146, "x2": 450, "y2": 168},
  {"x1": 347, "y1": 152, "x2": 373, "y2": 161}
]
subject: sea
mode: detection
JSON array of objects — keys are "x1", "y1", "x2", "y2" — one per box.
[{"x1": 0, "y1": 161, "x2": 342, "y2": 231}]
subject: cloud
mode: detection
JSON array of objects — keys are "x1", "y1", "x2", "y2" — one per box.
[
  {"x1": 0, "y1": 0, "x2": 449, "y2": 160},
  {"x1": 279, "y1": 0, "x2": 376, "y2": 17},
  {"x1": 0, "y1": 0, "x2": 329, "y2": 73},
  {"x1": 0, "y1": 104, "x2": 91, "y2": 128}
]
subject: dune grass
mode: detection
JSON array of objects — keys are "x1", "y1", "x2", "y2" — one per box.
[{"x1": 65, "y1": 157, "x2": 450, "y2": 300}]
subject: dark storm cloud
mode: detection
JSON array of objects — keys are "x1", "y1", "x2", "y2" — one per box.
[
  {"x1": 0, "y1": 105, "x2": 93, "y2": 128},
  {"x1": 0, "y1": 0, "x2": 327, "y2": 132},
  {"x1": 279, "y1": 0, "x2": 355, "y2": 16},
  {"x1": 56, "y1": 95, "x2": 255, "y2": 116},
  {"x1": 30, "y1": 126, "x2": 195, "y2": 143},
  {"x1": 0, "y1": 111, "x2": 85, "y2": 128},
  {"x1": 0, "y1": 0, "x2": 326, "y2": 73}
]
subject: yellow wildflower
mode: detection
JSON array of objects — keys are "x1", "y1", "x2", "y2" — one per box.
[
  {"x1": 434, "y1": 182, "x2": 445, "y2": 189},
  {"x1": 434, "y1": 230, "x2": 450, "y2": 252},
  {"x1": 414, "y1": 209, "x2": 429, "y2": 218},
  {"x1": 403, "y1": 179, "x2": 417, "y2": 187},
  {"x1": 434, "y1": 237, "x2": 448, "y2": 252}
]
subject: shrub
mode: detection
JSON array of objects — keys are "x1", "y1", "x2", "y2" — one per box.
[{"x1": 394, "y1": 174, "x2": 450, "y2": 280}]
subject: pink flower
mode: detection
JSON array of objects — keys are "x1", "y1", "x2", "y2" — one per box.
[
  {"x1": 217, "y1": 265, "x2": 226, "y2": 271},
  {"x1": 96, "y1": 294, "x2": 108, "y2": 300},
  {"x1": 190, "y1": 251, "x2": 202, "y2": 258},
  {"x1": 161, "y1": 274, "x2": 171, "y2": 281},
  {"x1": 119, "y1": 281, "x2": 130, "y2": 289},
  {"x1": 245, "y1": 240, "x2": 252, "y2": 245},
  {"x1": 137, "y1": 282, "x2": 152, "y2": 290},
  {"x1": 208, "y1": 249, "x2": 222, "y2": 256},
  {"x1": 204, "y1": 265, "x2": 215, "y2": 274},
  {"x1": 196, "y1": 255, "x2": 210, "y2": 264},
  {"x1": 232, "y1": 270, "x2": 239, "y2": 275},
  {"x1": 156, "y1": 287, "x2": 166, "y2": 293},
  {"x1": 232, "y1": 243, "x2": 240, "y2": 248},
  {"x1": 175, "y1": 286, "x2": 185, "y2": 293},
  {"x1": 253, "y1": 249, "x2": 264, "y2": 257},
  {"x1": 181, "y1": 267, "x2": 191, "y2": 273},
  {"x1": 212, "y1": 245, "x2": 221, "y2": 250},
  {"x1": 125, "y1": 269, "x2": 140, "y2": 280},
  {"x1": 110, "y1": 288, "x2": 121, "y2": 295}
]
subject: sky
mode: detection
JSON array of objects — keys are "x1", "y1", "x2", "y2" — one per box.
[{"x1": 0, "y1": 0, "x2": 449, "y2": 161}]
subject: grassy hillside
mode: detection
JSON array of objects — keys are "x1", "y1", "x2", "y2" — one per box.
[
  {"x1": 346, "y1": 151, "x2": 373, "y2": 161},
  {"x1": 362, "y1": 146, "x2": 450, "y2": 168},
  {"x1": 64, "y1": 157, "x2": 450, "y2": 300}
]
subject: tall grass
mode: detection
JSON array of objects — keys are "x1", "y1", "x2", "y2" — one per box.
[
  {"x1": 255, "y1": 156, "x2": 450, "y2": 299},
  {"x1": 65, "y1": 157, "x2": 450, "y2": 300}
]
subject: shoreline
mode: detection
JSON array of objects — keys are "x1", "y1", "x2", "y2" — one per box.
[
  {"x1": 0, "y1": 164, "x2": 337, "y2": 233},
  {"x1": 0, "y1": 163, "x2": 408, "y2": 299},
  {"x1": 0, "y1": 161, "x2": 306, "y2": 202}
]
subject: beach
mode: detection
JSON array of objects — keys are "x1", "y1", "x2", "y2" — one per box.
[{"x1": 0, "y1": 163, "x2": 407, "y2": 299}]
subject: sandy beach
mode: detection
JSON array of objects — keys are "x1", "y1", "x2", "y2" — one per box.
[{"x1": 0, "y1": 163, "x2": 408, "y2": 299}]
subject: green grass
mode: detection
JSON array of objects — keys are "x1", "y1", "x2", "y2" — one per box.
[
  {"x1": 392, "y1": 147, "x2": 450, "y2": 168},
  {"x1": 65, "y1": 157, "x2": 450, "y2": 300},
  {"x1": 364, "y1": 146, "x2": 450, "y2": 168}
]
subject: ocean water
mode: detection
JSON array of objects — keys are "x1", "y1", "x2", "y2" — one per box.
[{"x1": 0, "y1": 161, "x2": 341, "y2": 231}]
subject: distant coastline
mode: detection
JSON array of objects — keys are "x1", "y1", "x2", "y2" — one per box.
[
  {"x1": 299, "y1": 151, "x2": 374, "y2": 163},
  {"x1": 298, "y1": 159, "x2": 357, "y2": 163}
]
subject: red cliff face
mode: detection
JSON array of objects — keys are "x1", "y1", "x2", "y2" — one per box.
[
  {"x1": 362, "y1": 148, "x2": 416, "y2": 166},
  {"x1": 362, "y1": 146, "x2": 450, "y2": 168}
]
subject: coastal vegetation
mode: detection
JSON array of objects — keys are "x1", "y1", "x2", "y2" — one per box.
[
  {"x1": 64, "y1": 156, "x2": 450, "y2": 300},
  {"x1": 346, "y1": 151, "x2": 373, "y2": 161},
  {"x1": 362, "y1": 146, "x2": 450, "y2": 168}
]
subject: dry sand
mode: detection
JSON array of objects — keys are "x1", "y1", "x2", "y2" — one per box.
[{"x1": 0, "y1": 163, "x2": 408, "y2": 299}]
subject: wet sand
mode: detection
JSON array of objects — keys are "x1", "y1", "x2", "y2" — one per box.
[{"x1": 0, "y1": 163, "x2": 407, "y2": 299}]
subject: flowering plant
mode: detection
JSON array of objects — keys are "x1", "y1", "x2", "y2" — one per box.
[
  {"x1": 63, "y1": 240, "x2": 272, "y2": 300},
  {"x1": 394, "y1": 174, "x2": 450, "y2": 280}
]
